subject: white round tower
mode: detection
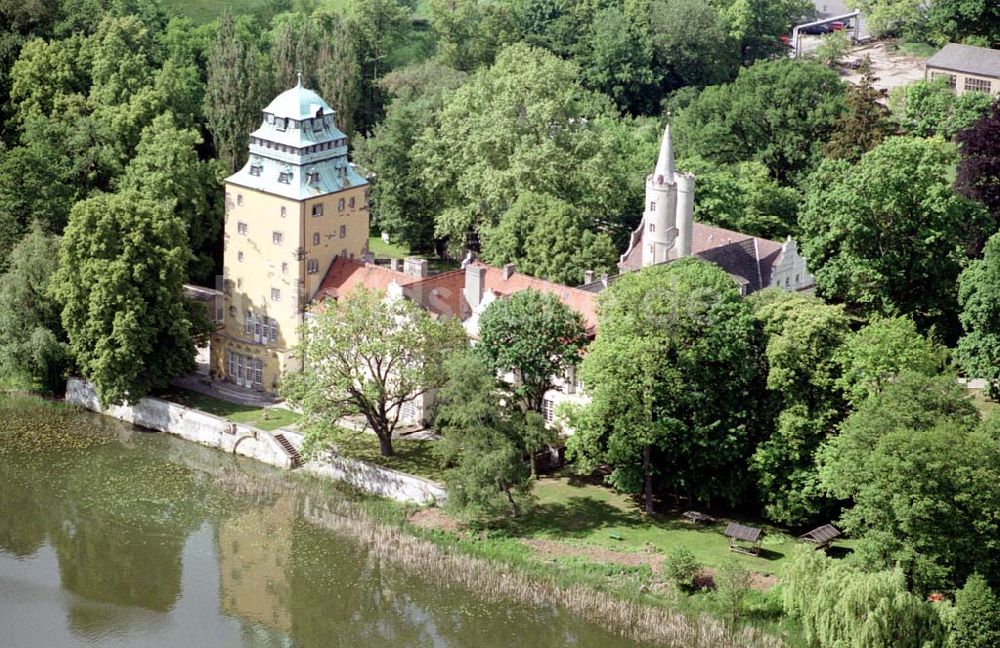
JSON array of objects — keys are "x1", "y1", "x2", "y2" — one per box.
[
  {"x1": 643, "y1": 124, "x2": 679, "y2": 266},
  {"x1": 673, "y1": 171, "x2": 695, "y2": 260}
]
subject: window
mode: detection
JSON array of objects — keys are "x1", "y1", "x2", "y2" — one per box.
[
  {"x1": 307, "y1": 259, "x2": 319, "y2": 274},
  {"x1": 280, "y1": 206, "x2": 287, "y2": 218},
  {"x1": 271, "y1": 288, "x2": 281, "y2": 302},
  {"x1": 649, "y1": 223, "x2": 655, "y2": 232},
  {"x1": 965, "y1": 76, "x2": 992, "y2": 93},
  {"x1": 306, "y1": 170, "x2": 319, "y2": 186},
  {"x1": 542, "y1": 398, "x2": 555, "y2": 423},
  {"x1": 312, "y1": 203, "x2": 324, "y2": 217},
  {"x1": 650, "y1": 201, "x2": 656, "y2": 211},
  {"x1": 282, "y1": 262, "x2": 288, "y2": 274},
  {"x1": 249, "y1": 160, "x2": 263, "y2": 176},
  {"x1": 339, "y1": 225, "x2": 346, "y2": 238},
  {"x1": 795, "y1": 274, "x2": 800, "y2": 284},
  {"x1": 237, "y1": 278, "x2": 242, "y2": 289},
  {"x1": 930, "y1": 71, "x2": 956, "y2": 89},
  {"x1": 272, "y1": 231, "x2": 283, "y2": 245},
  {"x1": 314, "y1": 117, "x2": 323, "y2": 131},
  {"x1": 253, "y1": 358, "x2": 263, "y2": 386},
  {"x1": 312, "y1": 233, "x2": 320, "y2": 245},
  {"x1": 338, "y1": 198, "x2": 345, "y2": 211},
  {"x1": 237, "y1": 194, "x2": 243, "y2": 206},
  {"x1": 276, "y1": 117, "x2": 287, "y2": 132},
  {"x1": 278, "y1": 171, "x2": 292, "y2": 184},
  {"x1": 244, "y1": 311, "x2": 253, "y2": 335},
  {"x1": 262, "y1": 317, "x2": 278, "y2": 343},
  {"x1": 238, "y1": 251, "x2": 244, "y2": 262},
  {"x1": 785, "y1": 277, "x2": 791, "y2": 287},
  {"x1": 349, "y1": 197, "x2": 355, "y2": 209},
  {"x1": 237, "y1": 221, "x2": 248, "y2": 235}
]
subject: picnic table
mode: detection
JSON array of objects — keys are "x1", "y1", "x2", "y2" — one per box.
[{"x1": 682, "y1": 510, "x2": 716, "y2": 524}]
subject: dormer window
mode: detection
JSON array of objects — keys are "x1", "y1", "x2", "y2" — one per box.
[
  {"x1": 276, "y1": 117, "x2": 287, "y2": 132},
  {"x1": 306, "y1": 170, "x2": 319, "y2": 186},
  {"x1": 249, "y1": 159, "x2": 263, "y2": 176},
  {"x1": 278, "y1": 170, "x2": 292, "y2": 184},
  {"x1": 313, "y1": 117, "x2": 323, "y2": 132}
]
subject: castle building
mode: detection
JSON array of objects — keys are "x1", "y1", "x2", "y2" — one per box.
[
  {"x1": 210, "y1": 77, "x2": 370, "y2": 392},
  {"x1": 617, "y1": 124, "x2": 814, "y2": 295}
]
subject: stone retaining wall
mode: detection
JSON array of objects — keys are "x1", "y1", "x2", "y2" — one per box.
[
  {"x1": 301, "y1": 453, "x2": 447, "y2": 506},
  {"x1": 66, "y1": 377, "x2": 292, "y2": 469},
  {"x1": 65, "y1": 378, "x2": 447, "y2": 505}
]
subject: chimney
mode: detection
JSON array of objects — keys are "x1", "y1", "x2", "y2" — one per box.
[
  {"x1": 403, "y1": 257, "x2": 428, "y2": 278},
  {"x1": 502, "y1": 263, "x2": 516, "y2": 281},
  {"x1": 601, "y1": 273, "x2": 610, "y2": 288},
  {"x1": 390, "y1": 258, "x2": 403, "y2": 273},
  {"x1": 464, "y1": 265, "x2": 486, "y2": 309},
  {"x1": 584, "y1": 270, "x2": 595, "y2": 285},
  {"x1": 362, "y1": 251, "x2": 375, "y2": 264},
  {"x1": 461, "y1": 250, "x2": 476, "y2": 268}
]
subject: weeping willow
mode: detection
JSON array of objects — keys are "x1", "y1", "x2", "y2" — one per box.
[{"x1": 783, "y1": 548, "x2": 946, "y2": 648}]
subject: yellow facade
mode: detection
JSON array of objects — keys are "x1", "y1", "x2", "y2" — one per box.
[{"x1": 210, "y1": 183, "x2": 368, "y2": 392}]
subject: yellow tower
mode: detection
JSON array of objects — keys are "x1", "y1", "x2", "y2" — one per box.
[{"x1": 210, "y1": 76, "x2": 369, "y2": 392}]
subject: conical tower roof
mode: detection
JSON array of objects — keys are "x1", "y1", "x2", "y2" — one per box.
[{"x1": 653, "y1": 122, "x2": 675, "y2": 183}]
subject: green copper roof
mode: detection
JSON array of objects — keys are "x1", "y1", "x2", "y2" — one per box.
[{"x1": 263, "y1": 76, "x2": 335, "y2": 121}]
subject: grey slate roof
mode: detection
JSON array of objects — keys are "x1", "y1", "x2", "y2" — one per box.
[{"x1": 927, "y1": 43, "x2": 1000, "y2": 78}]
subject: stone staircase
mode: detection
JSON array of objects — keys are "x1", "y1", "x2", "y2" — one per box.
[{"x1": 273, "y1": 432, "x2": 302, "y2": 468}]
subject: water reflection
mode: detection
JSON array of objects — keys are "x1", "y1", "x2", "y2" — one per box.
[{"x1": 0, "y1": 402, "x2": 639, "y2": 648}]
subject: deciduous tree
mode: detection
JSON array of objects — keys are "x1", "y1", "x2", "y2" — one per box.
[
  {"x1": 818, "y1": 373, "x2": 1000, "y2": 591},
  {"x1": 477, "y1": 289, "x2": 587, "y2": 413},
  {"x1": 749, "y1": 291, "x2": 851, "y2": 525},
  {"x1": 955, "y1": 232, "x2": 1000, "y2": 399},
  {"x1": 673, "y1": 59, "x2": 845, "y2": 184},
  {"x1": 480, "y1": 192, "x2": 617, "y2": 285},
  {"x1": 567, "y1": 259, "x2": 760, "y2": 513},
  {"x1": 835, "y1": 315, "x2": 944, "y2": 406},
  {"x1": 0, "y1": 224, "x2": 69, "y2": 392},
  {"x1": 799, "y1": 136, "x2": 988, "y2": 336},
  {"x1": 956, "y1": 99, "x2": 1000, "y2": 255},
  {"x1": 51, "y1": 191, "x2": 200, "y2": 406},
  {"x1": 951, "y1": 573, "x2": 1000, "y2": 648},
  {"x1": 433, "y1": 351, "x2": 534, "y2": 520},
  {"x1": 283, "y1": 288, "x2": 466, "y2": 457}
]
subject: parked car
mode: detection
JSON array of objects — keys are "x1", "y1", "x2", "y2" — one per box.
[{"x1": 800, "y1": 23, "x2": 832, "y2": 34}]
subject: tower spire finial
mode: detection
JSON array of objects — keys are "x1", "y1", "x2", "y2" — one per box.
[
  {"x1": 296, "y1": 71, "x2": 303, "y2": 87},
  {"x1": 653, "y1": 118, "x2": 675, "y2": 182}
]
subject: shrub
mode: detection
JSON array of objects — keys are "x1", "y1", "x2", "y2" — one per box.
[{"x1": 663, "y1": 548, "x2": 703, "y2": 590}]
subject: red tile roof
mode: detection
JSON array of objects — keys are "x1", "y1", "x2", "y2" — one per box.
[
  {"x1": 314, "y1": 258, "x2": 599, "y2": 334},
  {"x1": 314, "y1": 257, "x2": 424, "y2": 301}
]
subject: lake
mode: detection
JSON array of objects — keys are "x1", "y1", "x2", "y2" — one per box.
[{"x1": 0, "y1": 397, "x2": 639, "y2": 648}]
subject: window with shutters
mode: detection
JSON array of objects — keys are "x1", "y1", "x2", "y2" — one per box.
[
  {"x1": 272, "y1": 231, "x2": 283, "y2": 245},
  {"x1": 307, "y1": 259, "x2": 319, "y2": 274},
  {"x1": 312, "y1": 233, "x2": 320, "y2": 245},
  {"x1": 237, "y1": 221, "x2": 248, "y2": 235},
  {"x1": 271, "y1": 288, "x2": 281, "y2": 302},
  {"x1": 339, "y1": 225, "x2": 346, "y2": 238}
]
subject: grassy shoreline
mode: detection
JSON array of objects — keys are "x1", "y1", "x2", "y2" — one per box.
[{"x1": 16, "y1": 388, "x2": 801, "y2": 645}]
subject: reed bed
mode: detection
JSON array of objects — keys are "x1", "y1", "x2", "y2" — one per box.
[{"x1": 304, "y1": 497, "x2": 786, "y2": 648}]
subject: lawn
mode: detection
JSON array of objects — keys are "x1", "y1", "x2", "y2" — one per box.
[
  {"x1": 367, "y1": 236, "x2": 459, "y2": 273},
  {"x1": 158, "y1": 387, "x2": 300, "y2": 431},
  {"x1": 334, "y1": 431, "x2": 447, "y2": 481},
  {"x1": 514, "y1": 476, "x2": 809, "y2": 577},
  {"x1": 969, "y1": 387, "x2": 998, "y2": 417},
  {"x1": 894, "y1": 41, "x2": 937, "y2": 58}
]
